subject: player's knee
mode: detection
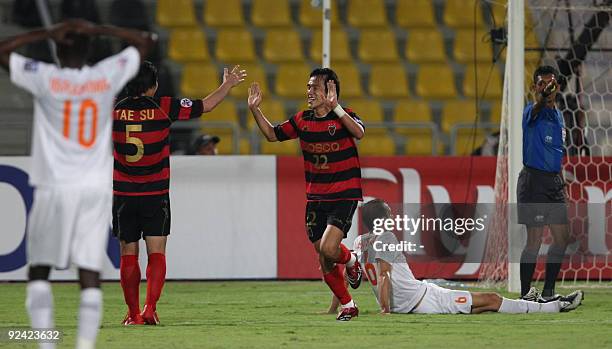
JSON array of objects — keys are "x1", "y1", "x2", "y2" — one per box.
[
  {"x1": 28, "y1": 265, "x2": 51, "y2": 281},
  {"x1": 78, "y1": 269, "x2": 101, "y2": 289},
  {"x1": 120, "y1": 241, "x2": 139, "y2": 255},
  {"x1": 489, "y1": 293, "x2": 502, "y2": 307},
  {"x1": 320, "y1": 244, "x2": 337, "y2": 260}
]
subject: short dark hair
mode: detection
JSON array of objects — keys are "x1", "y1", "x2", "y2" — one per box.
[
  {"x1": 56, "y1": 33, "x2": 91, "y2": 62},
  {"x1": 309, "y1": 67, "x2": 340, "y2": 99},
  {"x1": 533, "y1": 65, "x2": 558, "y2": 83},
  {"x1": 126, "y1": 61, "x2": 158, "y2": 96},
  {"x1": 361, "y1": 199, "x2": 392, "y2": 232}
]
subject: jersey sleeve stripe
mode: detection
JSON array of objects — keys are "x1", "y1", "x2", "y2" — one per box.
[
  {"x1": 160, "y1": 96, "x2": 171, "y2": 117},
  {"x1": 178, "y1": 105, "x2": 191, "y2": 120}
]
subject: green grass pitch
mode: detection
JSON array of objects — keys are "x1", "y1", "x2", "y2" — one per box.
[{"x1": 1, "y1": 281, "x2": 611, "y2": 348}]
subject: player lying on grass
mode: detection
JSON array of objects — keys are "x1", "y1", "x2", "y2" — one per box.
[
  {"x1": 113, "y1": 61, "x2": 246, "y2": 325},
  {"x1": 248, "y1": 68, "x2": 365, "y2": 321},
  {"x1": 352, "y1": 199, "x2": 583, "y2": 315}
]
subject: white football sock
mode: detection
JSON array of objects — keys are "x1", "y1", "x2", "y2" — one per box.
[
  {"x1": 498, "y1": 297, "x2": 560, "y2": 313},
  {"x1": 341, "y1": 299, "x2": 355, "y2": 309},
  {"x1": 346, "y1": 253, "x2": 356, "y2": 268},
  {"x1": 77, "y1": 288, "x2": 102, "y2": 349},
  {"x1": 26, "y1": 280, "x2": 55, "y2": 349}
]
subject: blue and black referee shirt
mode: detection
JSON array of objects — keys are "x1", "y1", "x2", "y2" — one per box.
[{"x1": 522, "y1": 102, "x2": 566, "y2": 173}]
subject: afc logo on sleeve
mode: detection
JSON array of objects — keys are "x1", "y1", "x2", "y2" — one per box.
[
  {"x1": 24, "y1": 60, "x2": 38, "y2": 72},
  {"x1": 180, "y1": 98, "x2": 193, "y2": 108}
]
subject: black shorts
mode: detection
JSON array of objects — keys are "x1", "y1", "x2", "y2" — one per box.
[
  {"x1": 305, "y1": 200, "x2": 359, "y2": 243},
  {"x1": 517, "y1": 166, "x2": 568, "y2": 227},
  {"x1": 112, "y1": 194, "x2": 171, "y2": 243}
]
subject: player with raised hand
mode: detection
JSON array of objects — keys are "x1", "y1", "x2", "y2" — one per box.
[
  {"x1": 248, "y1": 68, "x2": 364, "y2": 321},
  {"x1": 354, "y1": 199, "x2": 584, "y2": 316},
  {"x1": 0, "y1": 19, "x2": 155, "y2": 349},
  {"x1": 113, "y1": 62, "x2": 246, "y2": 326}
]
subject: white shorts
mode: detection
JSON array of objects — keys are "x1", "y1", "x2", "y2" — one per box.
[
  {"x1": 411, "y1": 283, "x2": 472, "y2": 314},
  {"x1": 27, "y1": 185, "x2": 111, "y2": 272}
]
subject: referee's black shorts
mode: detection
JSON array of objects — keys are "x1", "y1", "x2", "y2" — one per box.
[
  {"x1": 517, "y1": 166, "x2": 568, "y2": 227},
  {"x1": 112, "y1": 194, "x2": 171, "y2": 243}
]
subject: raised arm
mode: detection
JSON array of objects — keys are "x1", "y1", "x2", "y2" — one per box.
[
  {"x1": 86, "y1": 24, "x2": 157, "y2": 61},
  {"x1": 0, "y1": 22, "x2": 71, "y2": 70},
  {"x1": 325, "y1": 80, "x2": 364, "y2": 139},
  {"x1": 531, "y1": 77, "x2": 559, "y2": 120},
  {"x1": 248, "y1": 82, "x2": 278, "y2": 142},
  {"x1": 377, "y1": 258, "x2": 392, "y2": 314},
  {"x1": 201, "y1": 65, "x2": 246, "y2": 113}
]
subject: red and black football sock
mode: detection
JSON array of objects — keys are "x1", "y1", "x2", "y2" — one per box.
[
  {"x1": 337, "y1": 243, "x2": 355, "y2": 266},
  {"x1": 323, "y1": 264, "x2": 352, "y2": 305},
  {"x1": 145, "y1": 253, "x2": 166, "y2": 310},
  {"x1": 120, "y1": 255, "x2": 141, "y2": 317}
]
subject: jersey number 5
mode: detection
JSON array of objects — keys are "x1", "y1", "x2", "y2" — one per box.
[
  {"x1": 125, "y1": 125, "x2": 144, "y2": 163},
  {"x1": 62, "y1": 99, "x2": 98, "y2": 148}
]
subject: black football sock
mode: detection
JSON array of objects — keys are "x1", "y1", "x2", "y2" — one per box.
[
  {"x1": 520, "y1": 248, "x2": 538, "y2": 296},
  {"x1": 543, "y1": 244, "x2": 566, "y2": 296}
]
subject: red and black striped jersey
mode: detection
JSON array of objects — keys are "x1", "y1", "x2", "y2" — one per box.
[
  {"x1": 274, "y1": 109, "x2": 364, "y2": 201},
  {"x1": 113, "y1": 96, "x2": 203, "y2": 196}
]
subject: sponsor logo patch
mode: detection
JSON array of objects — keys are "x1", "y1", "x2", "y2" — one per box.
[
  {"x1": 180, "y1": 98, "x2": 193, "y2": 108},
  {"x1": 24, "y1": 60, "x2": 38, "y2": 72}
]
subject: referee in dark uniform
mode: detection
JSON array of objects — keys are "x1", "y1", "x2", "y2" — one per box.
[{"x1": 517, "y1": 66, "x2": 577, "y2": 302}]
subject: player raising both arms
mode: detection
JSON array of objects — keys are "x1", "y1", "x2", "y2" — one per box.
[
  {"x1": 113, "y1": 61, "x2": 246, "y2": 325},
  {"x1": 0, "y1": 20, "x2": 155, "y2": 349},
  {"x1": 248, "y1": 68, "x2": 364, "y2": 321},
  {"x1": 354, "y1": 199, "x2": 584, "y2": 315}
]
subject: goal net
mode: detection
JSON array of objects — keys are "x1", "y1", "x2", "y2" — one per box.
[{"x1": 479, "y1": 0, "x2": 612, "y2": 288}]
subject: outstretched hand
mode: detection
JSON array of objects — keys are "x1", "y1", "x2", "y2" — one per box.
[
  {"x1": 325, "y1": 80, "x2": 339, "y2": 109},
  {"x1": 248, "y1": 82, "x2": 263, "y2": 109},
  {"x1": 224, "y1": 65, "x2": 247, "y2": 87}
]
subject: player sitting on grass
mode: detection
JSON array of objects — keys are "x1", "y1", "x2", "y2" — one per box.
[{"x1": 353, "y1": 199, "x2": 584, "y2": 315}]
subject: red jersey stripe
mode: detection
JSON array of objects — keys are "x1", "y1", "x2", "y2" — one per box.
[
  {"x1": 112, "y1": 128, "x2": 170, "y2": 144},
  {"x1": 113, "y1": 145, "x2": 170, "y2": 167},
  {"x1": 306, "y1": 177, "x2": 362, "y2": 194},
  {"x1": 304, "y1": 157, "x2": 361, "y2": 173},
  {"x1": 160, "y1": 96, "x2": 171, "y2": 115},
  {"x1": 178, "y1": 105, "x2": 192, "y2": 120},
  {"x1": 113, "y1": 167, "x2": 170, "y2": 183},
  {"x1": 113, "y1": 189, "x2": 170, "y2": 196}
]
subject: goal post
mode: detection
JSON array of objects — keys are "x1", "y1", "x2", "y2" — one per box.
[{"x1": 506, "y1": 0, "x2": 525, "y2": 293}]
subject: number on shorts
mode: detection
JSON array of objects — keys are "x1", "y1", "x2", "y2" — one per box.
[{"x1": 455, "y1": 296, "x2": 467, "y2": 304}]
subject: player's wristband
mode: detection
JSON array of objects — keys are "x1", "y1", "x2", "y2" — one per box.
[{"x1": 333, "y1": 104, "x2": 346, "y2": 118}]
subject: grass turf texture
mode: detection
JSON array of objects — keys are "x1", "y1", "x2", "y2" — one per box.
[{"x1": 1, "y1": 281, "x2": 611, "y2": 349}]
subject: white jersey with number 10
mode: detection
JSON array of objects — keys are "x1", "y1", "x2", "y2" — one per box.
[{"x1": 9, "y1": 47, "x2": 140, "y2": 187}]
